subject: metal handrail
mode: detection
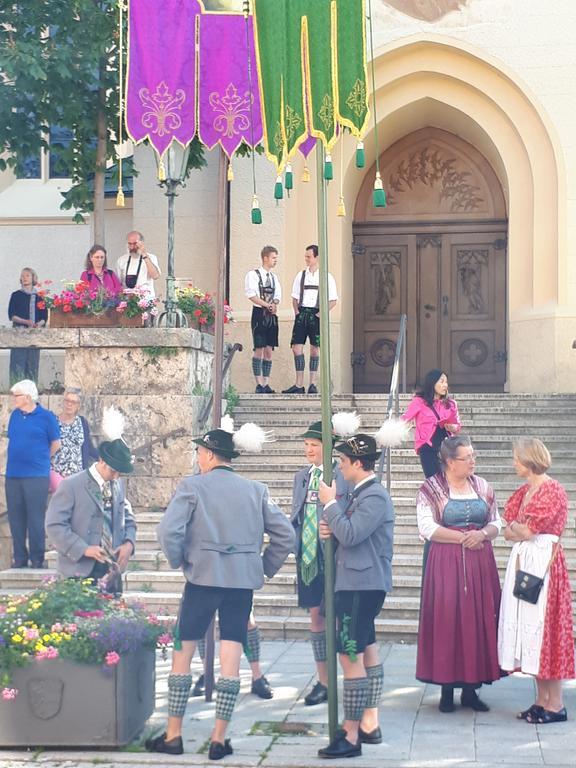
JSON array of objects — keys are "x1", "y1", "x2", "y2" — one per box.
[
  {"x1": 377, "y1": 314, "x2": 407, "y2": 490},
  {"x1": 198, "y1": 342, "x2": 243, "y2": 428}
]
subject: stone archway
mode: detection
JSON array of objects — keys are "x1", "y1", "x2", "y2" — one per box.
[{"x1": 352, "y1": 127, "x2": 508, "y2": 392}]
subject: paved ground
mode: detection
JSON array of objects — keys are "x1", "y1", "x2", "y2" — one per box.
[{"x1": 1, "y1": 642, "x2": 575, "y2": 768}]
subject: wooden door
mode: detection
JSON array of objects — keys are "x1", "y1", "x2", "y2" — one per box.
[{"x1": 352, "y1": 229, "x2": 507, "y2": 392}]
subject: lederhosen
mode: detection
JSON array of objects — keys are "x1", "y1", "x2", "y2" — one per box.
[
  {"x1": 251, "y1": 269, "x2": 279, "y2": 349},
  {"x1": 290, "y1": 271, "x2": 321, "y2": 347}
]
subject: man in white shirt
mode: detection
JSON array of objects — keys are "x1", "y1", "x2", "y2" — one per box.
[
  {"x1": 117, "y1": 230, "x2": 161, "y2": 297},
  {"x1": 244, "y1": 245, "x2": 282, "y2": 394},
  {"x1": 283, "y1": 245, "x2": 338, "y2": 395}
]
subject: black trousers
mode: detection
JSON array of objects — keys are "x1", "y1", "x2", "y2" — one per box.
[{"x1": 5, "y1": 476, "x2": 50, "y2": 565}]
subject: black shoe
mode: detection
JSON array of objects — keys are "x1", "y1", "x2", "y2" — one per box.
[
  {"x1": 358, "y1": 726, "x2": 382, "y2": 744},
  {"x1": 208, "y1": 739, "x2": 233, "y2": 760},
  {"x1": 255, "y1": 384, "x2": 264, "y2": 394},
  {"x1": 262, "y1": 385, "x2": 275, "y2": 394},
  {"x1": 517, "y1": 704, "x2": 544, "y2": 721},
  {"x1": 145, "y1": 733, "x2": 184, "y2": 755},
  {"x1": 461, "y1": 688, "x2": 489, "y2": 712},
  {"x1": 10, "y1": 561, "x2": 28, "y2": 569},
  {"x1": 282, "y1": 384, "x2": 305, "y2": 394},
  {"x1": 304, "y1": 681, "x2": 328, "y2": 706},
  {"x1": 251, "y1": 675, "x2": 273, "y2": 699},
  {"x1": 192, "y1": 673, "x2": 205, "y2": 697},
  {"x1": 318, "y1": 729, "x2": 361, "y2": 759},
  {"x1": 439, "y1": 685, "x2": 455, "y2": 713},
  {"x1": 307, "y1": 384, "x2": 318, "y2": 394},
  {"x1": 30, "y1": 561, "x2": 46, "y2": 569}
]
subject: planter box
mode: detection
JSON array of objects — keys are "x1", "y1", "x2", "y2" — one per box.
[
  {"x1": 49, "y1": 308, "x2": 119, "y2": 328},
  {"x1": 118, "y1": 313, "x2": 144, "y2": 327},
  {"x1": 0, "y1": 648, "x2": 155, "y2": 747}
]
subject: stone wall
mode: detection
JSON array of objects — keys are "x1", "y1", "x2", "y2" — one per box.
[{"x1": 0, "y1": 327, "x2": 222, "y2": 564}]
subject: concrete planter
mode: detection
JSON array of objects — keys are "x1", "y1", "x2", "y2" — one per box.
[
  {"x1": 49, "y1": 308, "x2": 119, "y2": 328},
  {"x1": 0, "y1": 647, "x2": 155, "y2": 747}
]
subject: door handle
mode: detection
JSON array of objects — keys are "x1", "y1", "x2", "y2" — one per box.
[
  {"x1": 424, "y1": 303, "x2": 436, "y2": 311},
  {"x1": 442, "y1": 295, "x2": 449, "y2": 316}
]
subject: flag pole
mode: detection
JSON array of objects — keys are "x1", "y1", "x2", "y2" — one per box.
[{"x1": 316, "y1": 143, "x2": 339, "y2": 741}]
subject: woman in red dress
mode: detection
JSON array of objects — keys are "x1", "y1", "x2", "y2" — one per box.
[{"x1": 498, "y1": 438, "x2": 574, "y2": 724}]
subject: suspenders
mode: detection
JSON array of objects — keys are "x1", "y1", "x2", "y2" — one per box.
[{"x1": 298, "y1": 269, "x2": 319, "y2": 309}]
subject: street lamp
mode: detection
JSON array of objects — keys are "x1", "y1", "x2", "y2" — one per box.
[{"x1": 155, "y1": 141, "x2": 190, "y2": 327}]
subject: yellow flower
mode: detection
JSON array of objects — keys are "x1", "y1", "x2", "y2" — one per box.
[
  {"x1": 11, "y1": 635, "x2": 23, "y2": 644},
  {"x1": 43, "y1": 634, "x2": 51, "y2": 643},
  {"x1": 63, "y1": 633, "x2": 72, "y2": 641},
  {"x1": 35, "y1": 642, "x2": 45, "y2": 652},
  {"x1": 6, "y1": 607, "x2": 16, "y2": 614}
]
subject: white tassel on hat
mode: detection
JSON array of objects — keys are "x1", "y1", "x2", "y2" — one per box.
[
  {"x1": 374, "y1": 418, "x2": 410, "y2": 448},
  {"x1": 220, "y1": 414, "x2": 235, "y2": 434},
  {"x1": 233, "y1": 422, "x2": 274, "y2": 453},
  {"x1": 101, "y1": 406, "x2": 125, "y2": 441},
  {"x1": 332, "y1": 411, "x2": 361, "y2": 438}
]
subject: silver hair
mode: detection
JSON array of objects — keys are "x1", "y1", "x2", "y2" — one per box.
[
  {"x1": 11, "y1": 379, "x2": 39, "y2": 401},
  {"x1": 439, "y1": 434, "x2": 472, "y2": 467},
  {"x1": 64, "y1": 386, "x2": 83, "y2": 402}
]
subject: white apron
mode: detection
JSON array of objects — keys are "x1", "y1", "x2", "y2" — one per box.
[{"x1": 497, "y1": 533, "x2": 558, "y2": 676}]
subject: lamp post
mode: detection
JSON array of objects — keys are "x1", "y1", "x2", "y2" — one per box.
[{"x1": 155, "y1": 142, "x2": 190, "y2": 328}]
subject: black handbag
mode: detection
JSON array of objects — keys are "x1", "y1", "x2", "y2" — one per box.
[{"x1": 513, "y1": 543, "x2": 559, "y2": 605}]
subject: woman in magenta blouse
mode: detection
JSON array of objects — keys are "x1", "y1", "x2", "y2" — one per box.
[
  {"x1": 401, "y1": 368, "x2": 461, "y2": 478},
  {"x1": 80, "y1": 245, "x2": 122, "y2": 296}
]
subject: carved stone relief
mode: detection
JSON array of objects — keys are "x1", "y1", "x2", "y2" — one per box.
[
  {"x1": 382, "y1": 0, "x2": 468, "y2": 21},
  {"x1": 370, "y1": 251, "x2": 401, "y2": 315},
  {"x1": 457, "y1": 338, "x2": 488, "y2": 367},
  {"x1": 457, "y1": 249, "x2": 488, "y2": 314},
  {"x1": 370, "y1": 338, "x2": 397, "y2": 367}
]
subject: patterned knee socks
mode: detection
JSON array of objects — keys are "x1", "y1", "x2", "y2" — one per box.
[
  {"x1": 343, "y1": 677, "x2": 369, "y2": 722},
  {"x1": 215, "y1": 676, "x2": 241, "y2": 721},
  {"x1": 310, "y1": 630, "x2": 327, "y2": 663},
  {"x1": 252, "y1": 357, "x2": 263, "y2": 378},
  {"x1": 262, "y1": 359, "x2": 272, "y2": 379},
  {"x1": 294, "y1": 353, "x2": 305, "y2": 372},
  {"x1": 244, "y1": 626, "x2": 261, "y2": 663},
  {"x1": 168, "y1": 673, "x2": 192, "y2": 718},
  {"x1": 365, "y1": 663, "x2": 384, "y2": 708}
]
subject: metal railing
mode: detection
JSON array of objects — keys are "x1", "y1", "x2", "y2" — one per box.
[
  {"x1": 376, "y1": 314, "x2": 407, "y2": 491},
  {"x1": 198, "y1": 342, "x2": 243, "y2": 428}
]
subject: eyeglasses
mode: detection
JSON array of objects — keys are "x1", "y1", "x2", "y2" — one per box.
[
  {"x1": 63, "y1": 398, "x2": 80, "y2": 405},
  {"x1": 454, "y1": 452, "x2": 476, "y2": 462}
]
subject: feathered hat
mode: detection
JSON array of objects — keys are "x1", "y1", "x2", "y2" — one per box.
[
  {"x1": 98, "y1": 407, "x2": 134, "y2": 474},
  {"x1": 193, "y1": 414, "x2": 273, "y2": 459}
]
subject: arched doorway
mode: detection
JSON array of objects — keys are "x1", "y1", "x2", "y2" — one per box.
[{"x1": 352, "y1": 127, "x2": 508, "y2": 392}]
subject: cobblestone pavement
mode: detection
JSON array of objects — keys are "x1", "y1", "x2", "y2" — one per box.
[{"x1": 1, "y1": 642, "x2": 575, "y2": 768}]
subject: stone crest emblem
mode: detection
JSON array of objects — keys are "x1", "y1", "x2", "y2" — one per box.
[
  {"x1": 27, "y1": 678, "x2": 64, "y2": 720},
  {"x1": 384, "y1": 0, "x2": 468, "y2": 21}
]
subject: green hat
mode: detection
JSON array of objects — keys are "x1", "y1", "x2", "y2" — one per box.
[
  {"x1": 301, "y1": 420, "x2": 338, "y2": 444},
  {"x1": 334, "y1": 433, "x2": 381, "y2": 461},
  {"x1": 193, "y1": 429, "x2": 240, "y2": 459},
  {"x1": 98, "y1": 438, "x2": 134, "y2": 474}
]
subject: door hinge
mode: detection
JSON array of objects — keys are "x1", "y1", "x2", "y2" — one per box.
[{"x1": 493, "y1": 350, "x2": 507, "y2": 363}]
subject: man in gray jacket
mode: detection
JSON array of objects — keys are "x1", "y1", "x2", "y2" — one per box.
[
  {"x1": 318, "y1": 433, "x2": 394, "y2": 759},
  {"x1": 45, "y1": 436, "x2": 136, "y2": 592},
  {"x1": 150, "y1": 427, "x2": 295, "y2": 760}
]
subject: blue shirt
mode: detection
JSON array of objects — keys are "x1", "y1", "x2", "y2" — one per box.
[{"x1": 6, "y1": 405, "x2": 60, "y2": 478}]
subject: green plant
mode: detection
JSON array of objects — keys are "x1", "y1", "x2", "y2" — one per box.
[
  {"x1": 175, "y1": 284, "x2": 234, "y2": 328},
  {"x1": 192, "y1": 381, "x2": 211, "y2": 397},
  {"x1": 139, "y1": 583, "x2": 153, "y2": 593},
  {"x1": 142, "y1": 346, "x2": 179, "y2": 365},
  {"x1": 115, "y1": 288, "x2": 159, "y2": 321},
  {"x1": 224, "y1": 383, "x2": 240, "y2": 416}
]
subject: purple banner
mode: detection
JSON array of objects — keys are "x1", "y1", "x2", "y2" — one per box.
[
  {"x1": 198, "y1": 14, "x2": 263, "y2": 156},
  {"x1": 299, "y1": 134, "x2": 317, "y2": 159},
  {"x1": 126, "y1": 0, "x2": 200, "y2": 156}
]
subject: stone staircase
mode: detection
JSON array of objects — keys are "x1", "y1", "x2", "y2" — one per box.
[{"x1": 1, "y1": 393, "x2": 576, "y2": 643}]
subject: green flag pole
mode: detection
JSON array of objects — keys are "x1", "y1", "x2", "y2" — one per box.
[{"x1": 316, "y1": 142, "x2": 338, "y2": 741}]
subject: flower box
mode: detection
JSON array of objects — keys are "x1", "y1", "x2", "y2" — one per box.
[
  {"x1": 0, "y1": 647, "x2": 155, "y2": 747},
  {"x1": 49, "y1": 308, "x2": 119, "y2": 328},
  {"x1": 118, "y1": 313, "x2": 144, "y2": 327}
]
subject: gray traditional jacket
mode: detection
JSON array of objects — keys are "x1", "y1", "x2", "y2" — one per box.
[
  {"x1": 45, "y1": 469, "x2": 136, "y2": 578},
  {"x1": 324, "y1": 476, "x2": 395, "y2": 592},
  {"x1": 291, "y1": 464, "x2": 349, "y2": 553},
  {"x1": 157, "y1": 466, "x2": 295, "y2": 589}
]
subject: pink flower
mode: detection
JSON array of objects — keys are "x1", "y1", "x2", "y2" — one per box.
[
  {"x1": 1, "y1": 688, "x2": 18, "y2": 701},
  {"x1": 158, "y1": 633, "x2": 171, "y2": 646},
  {"x1": 51, "y1": 623, "x2": 63, "y2": 633},
  {"x1": 36, "y1": 646, "x2": 59, "y2": 660},
  {"x1": 64, "y1": 622, "x2": 77, "y2": 634},
  {"x1": 24, "y1": 627, "x2": 39, "y2": 641},
  {"x1": 116, "y1": 301, "x2": 128, "y2": 312},
  {"x1": 105, "y1": 651, "x2": 120, "y2": 666}
]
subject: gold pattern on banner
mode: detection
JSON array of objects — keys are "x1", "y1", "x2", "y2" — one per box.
[
  {"x1": 284, "y1": 104, "x2": 303, "y2": 143},
  {"x1": 346, "y1": 79, "x2": 368, "y2": 118},
  {"x1": 139, "y1": 81, "x2": 186, "y2": 137},
  {"x1": 210, "y1": 83, "x2": 253, "y2": 139},
  {"x1": 318, "y1": 94, "x2": 334, "y2": 133},
  {"x1": 273, "y1": 121, "x2": 283, "y2": 155}
]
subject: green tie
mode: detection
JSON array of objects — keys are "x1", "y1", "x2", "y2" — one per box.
[
  {"x1": 301, "y1": 467, "x2": 322, "y2": 586},
  {"x1": 101, "y1": 480, "x2": 114, "y2": 560}
]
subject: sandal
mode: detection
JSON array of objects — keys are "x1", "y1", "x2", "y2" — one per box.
[
  {"x1": 517, "y1": 704, "x2": 544, "y2": 721},
  {"x1": 536, "y1": 707, "x2": 568, "y2": 724}
]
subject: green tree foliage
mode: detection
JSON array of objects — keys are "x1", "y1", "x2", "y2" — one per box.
[{"x1": 0, "y1": 1, "x2": 206, "y2": 237}]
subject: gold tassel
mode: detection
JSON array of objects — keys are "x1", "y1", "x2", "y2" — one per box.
[
  {"x1": 158, "y1": 159, "x2": 166, "y2": 181},
  {"x1": 116, "y1": 188, "x2": 125, "y2": 207},
  {"x1": 227, "y1": 161, "x2": 234, "y2": 182},
  {"x1": 302, "y1": 164, "x2": 310, "y2": 183},
  {"x1": 337, "y1": 196, "x2": 346, "y2": 217}
]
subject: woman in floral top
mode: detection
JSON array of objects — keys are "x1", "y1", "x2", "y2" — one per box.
[{"x1": 51, "y1": 388, "x2": 97, "y2": 480}]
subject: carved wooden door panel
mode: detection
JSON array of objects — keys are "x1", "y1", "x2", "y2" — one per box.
[
  {"x1": 352, "y1": 235, "x2": 417, "y2": 392},
  {"x1": 440, "y1": 233, "x2": 507, "y2": 390}
]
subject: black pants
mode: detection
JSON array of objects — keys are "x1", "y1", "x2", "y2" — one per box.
[
  {"x1": 9, "y1": 348, "x2": 40, "y2": 384},
  {"x1": 418, "y1": 426, "x2": 448, "y2": 478},
  {"x1": 5, "y1": 476, "x2": 50, "y2": 565}
]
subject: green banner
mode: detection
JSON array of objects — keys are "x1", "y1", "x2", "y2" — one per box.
[{"x1": 253, "y1": 0, "x2": 369, "y2": 171}]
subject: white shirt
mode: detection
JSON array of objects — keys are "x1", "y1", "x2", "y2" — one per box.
[
  {"x1": 89, "y1": 462, "x2": 106, "y2": 491},
  {"x1": 117, "y1": 252, "x2": 161, "y2": 297},
  {"x1": 417, "y1": 488, "x2": 503, "y2": 541},
  {"x1": 244, "y1": 267, "x2": 282, "y2": 303},
  {"x1": 291, "y1": 268, "x2": 338, "y2": 307}
]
